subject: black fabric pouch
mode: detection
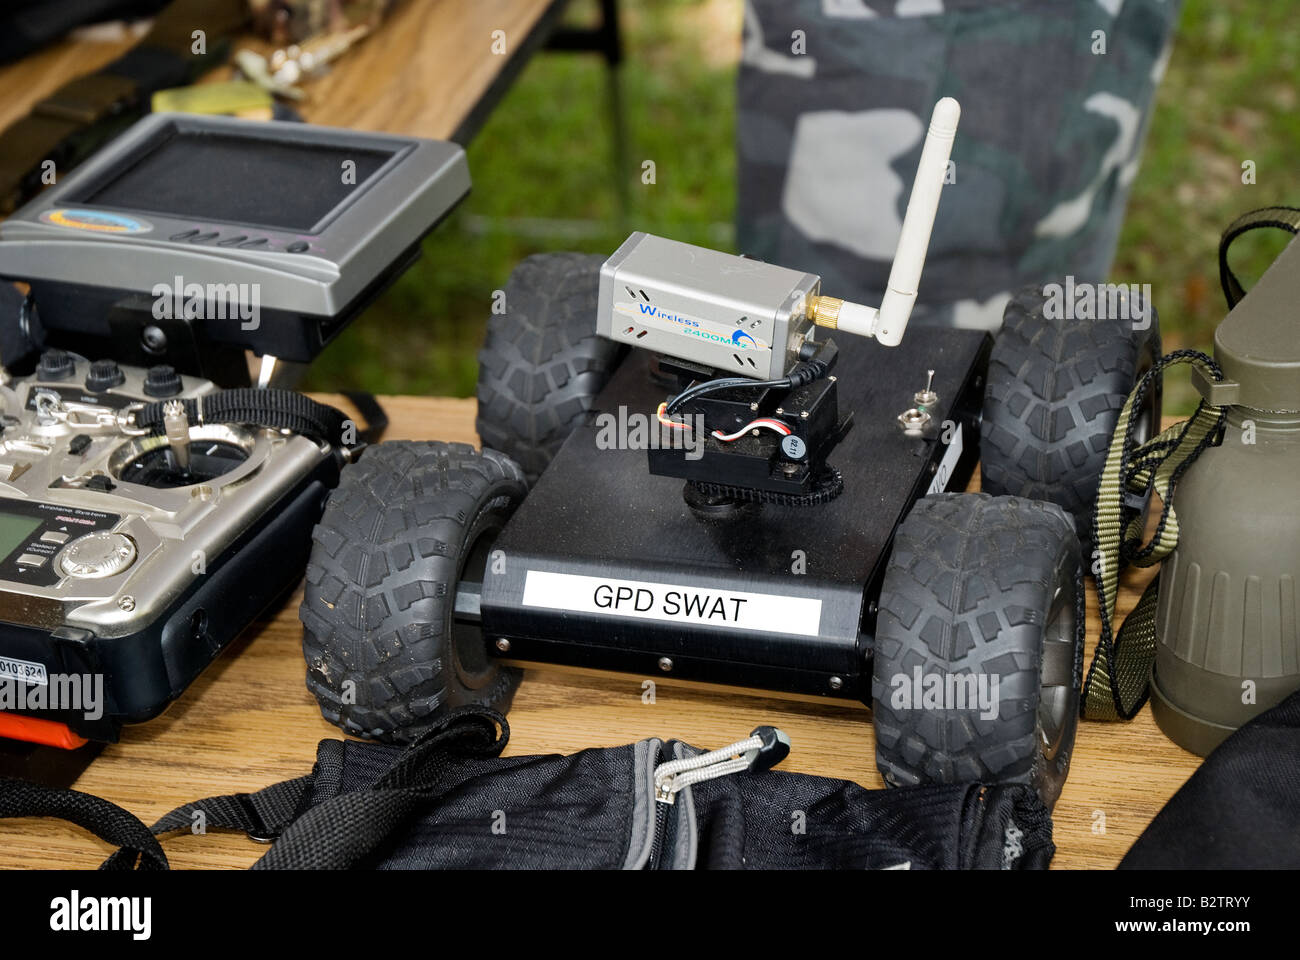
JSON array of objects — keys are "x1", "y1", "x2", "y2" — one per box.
[
  {"x1": 0, "y1": 706, "x2": 1054, "y2": 870},
  {"x1": 1121, "y1": 690, "x2": 1300, "y2": 869}
]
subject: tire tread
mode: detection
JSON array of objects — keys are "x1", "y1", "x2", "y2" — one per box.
[
  {"x1": 980, "y1": 283, "x2": 1160, "y2": 543},
  {"x1": 872, "y1": 493, "x2": 1084, "y2": 807},
  {"x1": 475, "y1": 253, "x2": 623, "y2": 481},
  {"x1": 301, "y1": 441, "x2": 526, "y2": 742}
]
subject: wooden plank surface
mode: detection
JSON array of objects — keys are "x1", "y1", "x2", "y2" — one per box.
[
  {"x1": 0, "y1": 0, "x2": 562, "y2": 141},
  {"x1": 0, "y1": 400, "x2": 1196, "y2": 869}
]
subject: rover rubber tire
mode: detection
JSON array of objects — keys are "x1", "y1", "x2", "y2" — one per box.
[
  {"x1": 980, "y1": 282, "x2": 1161, "y2": 548},
  {"x1": 871, "y1": 493, "x2": 1084, "y2": 809},
  {"x1": 476, "y1": 253, "x2": 625, "y2": 483},
  {"x1": 301, "y1": 441, "x2": 527, "y2": 743}
]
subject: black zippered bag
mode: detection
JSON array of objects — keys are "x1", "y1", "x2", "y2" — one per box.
[{"x1": 0, "y1": 706, "x2": 1054, "y2": 869}]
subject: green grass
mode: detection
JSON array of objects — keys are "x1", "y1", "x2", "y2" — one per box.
[
  {"x1": 1114, "y1": 0, "x2": 1300, "y2": 413},
  {"x1": 304, "y1": 0, "x2": 1299, "y2": 417},
  {"x1": 304, "y1": 0, "x2": 738, "y2": 398}
]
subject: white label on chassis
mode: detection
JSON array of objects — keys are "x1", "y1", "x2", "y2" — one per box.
[
  {"x1": 0, "y1": 655, "x2": 48, "y2": 686},
  {"x1": 521, "y1": 570, "x2": 822, "y2": 637},
  {"x1": 926, "y1": 423, "x2": 964, "y2": 495}
]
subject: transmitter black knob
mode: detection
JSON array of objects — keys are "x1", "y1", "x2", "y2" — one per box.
[
  {"x1": 37, "y1": 349, "x2": 75, "y2": 381},
  {"x1": 143, "y1": 364, "x2": 182, "y2": 397},
  {"x1": 85, "y1": 359, "x2": 125, "y2": 392}
]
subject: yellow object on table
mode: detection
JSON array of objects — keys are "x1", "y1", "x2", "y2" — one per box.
[{"x1": 151, "y1": 81, "x2": 274, "y2": 117}]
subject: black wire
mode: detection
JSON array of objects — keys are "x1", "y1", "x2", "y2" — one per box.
[
  {"x1": 664, "y1": 358, "x2": 829, "y2": 415},
  {"x1": 666, "y1": 376, "x2": 780, "y2": 415}
]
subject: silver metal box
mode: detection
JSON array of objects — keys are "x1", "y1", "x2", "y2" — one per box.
[{"x1": 597, "y1": 232, "x2": 820, "y2": 380}]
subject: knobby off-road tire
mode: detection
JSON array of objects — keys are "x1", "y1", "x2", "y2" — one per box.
[
  {"x1": 981, "y1": 282, "x2": 1161, "y2": 548},
  {"x1": 872, "y1": 493, "x2": 1085, "y2": 809},
  {"x1": 301, "y1": 441, "x2": 527, "y2": 743},
  {"x1": 476, "y1": 253, "x2": 626, "y2": 483}
]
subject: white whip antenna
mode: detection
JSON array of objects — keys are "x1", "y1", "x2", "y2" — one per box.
[{"x1": 811, "y1": 97, "x2": 961, "y2": 347}]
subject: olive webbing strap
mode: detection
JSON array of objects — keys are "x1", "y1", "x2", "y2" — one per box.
[
  {"x1": 1085, "y1": 204, "x2": 1299, "y2": 720},
  {"x1": 1082, "y1": 351, "x2": 1227, "y2": 721}
]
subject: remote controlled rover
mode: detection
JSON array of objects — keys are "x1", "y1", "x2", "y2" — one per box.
[{"x1": 301, "y1": 100, "x2": 1160, "y2": 806}]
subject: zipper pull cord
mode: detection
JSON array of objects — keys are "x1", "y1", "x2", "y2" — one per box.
[{"x1": 654, "y1": 726, "x2": 791, "y2": 804}]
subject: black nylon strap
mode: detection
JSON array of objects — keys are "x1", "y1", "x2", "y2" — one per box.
[
  {"x1": 0, "y1": 707, "x2": 508, "y2": 870},
  {"x1": 104, "y1": 41, "x2": 196, "y2": 91},
  {"x1": 98, "y1": 774, "x2": 316, "y2": 869},
  {"x1": 157, "y1": 776, "x2": 314, "y2": 839},
  {"x1": 0, "y1": 777, "x2": 169, "y2": 870},
  {"x1": 0, "y1": 772, "x2": 316, "y2": 870},
  {"x1": 341, "y1": 390, "x2": 390, "y2": 445},
  {"x1": 0, "y1": 768, "x2": 316, "y2": 870},
  {"x1": 1218, "y1": 205, "x2": 1300, "y2": 308},
  {"x1": 252, "y1": 707, "x2": 509, "y2": 870},
  {"x1": 134, "y1": 388, "x2": 353, "y2": 446}
]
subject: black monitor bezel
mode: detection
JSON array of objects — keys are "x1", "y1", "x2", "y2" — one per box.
[{"x1": 59, "y1": 115, "x2": 414, "y2": 237}]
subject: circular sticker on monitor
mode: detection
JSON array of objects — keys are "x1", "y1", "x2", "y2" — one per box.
[{"x1": 39, "y1": 209, "x2": 153, "y2": 234}]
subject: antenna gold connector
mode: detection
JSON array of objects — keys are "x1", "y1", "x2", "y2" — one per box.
[{"x1": 811, "y1": 296, "x2": 843, "y2": 330}]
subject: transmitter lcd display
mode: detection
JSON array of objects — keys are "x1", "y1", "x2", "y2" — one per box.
[
  {"x1": 72, "y1": 130, "x2": 395, "y2": 233},
  {"x1": 0, "y1": 512, "x2": 41, "y2": 560}
]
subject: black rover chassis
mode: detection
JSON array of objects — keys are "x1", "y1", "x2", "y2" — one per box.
[{"x1": 469, "y1": 326, "x2": 991, "y2": 701}]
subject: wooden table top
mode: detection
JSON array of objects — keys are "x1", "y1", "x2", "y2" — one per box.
[
  {"x1": 0, "y1": 398, "x2": 1196, "y2": 869},
  {"x1": 0, "y1": 0, "x2": 565, "y2": 142}
]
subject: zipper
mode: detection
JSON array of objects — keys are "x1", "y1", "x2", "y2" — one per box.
[
  {"x1": 647, "y1": 800, "x2": 670, "y2": 870},
  {"x1": 645, "y1": 725, "x2": 791, "y2": 869}
]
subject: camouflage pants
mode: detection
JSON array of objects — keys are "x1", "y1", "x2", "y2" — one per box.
[{"x1": 738, "y1": 0, "x2": 1182, "y2": 329}]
